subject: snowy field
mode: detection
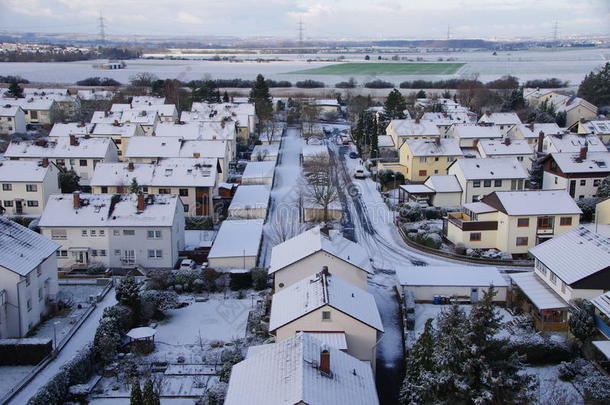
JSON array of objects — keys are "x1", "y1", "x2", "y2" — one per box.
[{"x1": 1, "y1": 47, "x2": 607, "y2": 85}]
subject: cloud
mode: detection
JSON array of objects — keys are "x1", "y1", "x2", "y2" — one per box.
[{"x1": 175, "y1": 11, "x2": 203, "y2": 25}]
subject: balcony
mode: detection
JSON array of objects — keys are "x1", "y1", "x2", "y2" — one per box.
[{"x1": 446, "y1": 212, "x2": 498, "y2": 231}]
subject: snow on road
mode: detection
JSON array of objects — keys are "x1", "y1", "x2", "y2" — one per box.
[{"x1": 7, "y1": 288, "x2": 117, "y2": 405}]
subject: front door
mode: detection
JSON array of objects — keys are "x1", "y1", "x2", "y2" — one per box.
[
  {"x1": 569, "y1": 180, "x2": 576, "y2": 198},
  {"x1": 195, "y1": 188, "x2": 208, "y2": 216},
  {"x1": 15, "y1": 200, "x2": 22, "y2": 215},
  {"x1": 122, "y1": 250, "x2": 135, "y2": 266}
]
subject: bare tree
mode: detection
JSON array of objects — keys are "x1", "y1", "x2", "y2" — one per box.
[
  {"x1": 301, "y1": 104, "x2": 319, "y2": 143},
  {"x1": 302, "y1": 153, "x2": 339, "y2": 222},
  {"x1": 255, "y1": 149, "x2": 269, "y2": 161},
  {"x1": 264, "y1": 219, "x2": 309, "y2": 247},
  {"x1": 262, "y1": 118, "x2": 278, "y2": 144}
]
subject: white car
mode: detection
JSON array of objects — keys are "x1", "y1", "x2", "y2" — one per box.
[
  {"x1": 179, "y1": 259, "x2": 196, "y2": 270},
  {"x1": 354, "y1": 167, "x2": 365, "y2": 179}
]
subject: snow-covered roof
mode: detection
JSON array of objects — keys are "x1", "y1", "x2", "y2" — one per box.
[
  {"x1": 38, "y1": 193, "x2": 181, "y2": 228},
  {"x1": 479, "y1": 112, "x2": 522, "y2": 125},
  {"x1": 2, "y1": 97, "x2": 55, "y2": 110},
  {"x1": 109, "y1": 103, "x2": 131, "y2": 113},
  {"x1": 451, "y1": 157, "x2": 527, "y2": 180},
  {"x1": 451, "y1": 124, "x2": 503, "y2": 139},
  {"x1": 269, "y1": 227, "x2": 373, "y2": 275},
  {"x1": 590, "y1": 291, "x2": 610, "y2": 319},
  {"x1": 131, "y1": 96, "x2": 166, "y2": 106},
  {"x1": 425, "y1": 175, "x2": 462, "y2": 193},
  {"x1": 120, "y1": 109, "x2": 159, "y2": 125},
  {"x1": 250, "y1": 144, "x2": 279, "y2": 160},
  {"x1": 314, "y1": 99, "x2": 340, "y2": 107},
  {"x1": 0, "y1": 160, "x2": 52, "y2": 182},
  {"x1": 207, "y1": 219, "x2": 263, "y2": 259},
  {"x1": 0, "y1": 217, "x2": 60, "y2": 276},
  {"x1": 125, "y1": 137, "x2": 228, "y2": 159},
  {"x1": 529, "y1": 226, "x2": 610, "y2": 285},
  {"x1": 389, "y1": 119, "x2": 441, "y2": 137},
  {"x1": 400, "y1": 184, "x2": 434, "y2": 194},
  {"x1": 242, "y1": 161, "x2": 275, "y2": 180},
  {"x1": 126, "y1": 327, "x2": 156, "y2": 339},
  {"x1": 547, "y1": 134, "x2": 607, "y2": 153},
  {"x1": 463, "y1": 202, "x2": 497, "y2": 214},
  {"x1": 592, "y1": 341, "x2": 610, "y2": 361},
  {"x1": 421, "y1": 112, "x2": 473, "y2": 126},
  {"x1": 48, "y1": 123, "x2": 93, "y2": 138},
  {"x1": 191, "y1": 102, "x2": 255, "y2": 117},
  {"x1": 377, "y1": 135, "x2": 394, "y2": 148},
  {"x1": 225, "y1": 333, "x2": 379, "y2": 405},
  {"x1": 395, "y1": 266, "x2": 507, "y2": 287},
  {"x1": 23, "y1": 88, "x2": 68, "y2": 96},
  {"x1": 0, "y1": 105, "x2": 22, "y2": 117},
  {"x1": 154, "y1": 121, "x2": 236, "y2": 141},
  {"x1": 581, "y1": 120, "x2": 610, "y2": 135},
  {"x1": 481, "y1": 190, "x2": 582, "y2": 216},
  {"x1": 113, "y1": 103, "x2": 176, "y2": 118},
  {"x1": 269, "y1": 272, "x2": 383, "y2": 332},
  {"x1": 302, "y1": 144, "x2": 329, "y2": 158},
  {"x1": 228, "y1": 185, "x2": 270, "y2": 212},
  {"x1": 533, "y1": 123, "x2": 562, "y2": 135},
  {"x1": 76, "y1": 89, "x2": 114, "y2": 100},
  {"x1": 548, "y1": 152, "x2": 610, "y2": 174},
  {"x1": 405, "y1": 138, "x2": 462, "y2": 157},
  {"x1": 478, "y1": 139, "x2": 533, "y2": 156},
  {"x1": 5, "y1": 137, "x2": 114, "y2": 159},
  {"x1": 303, "y1": 332, "x2": 348, "y2": 350},
  {"x1": 90, "y1": 123, "x2": 140, "y2": 137},
  {"x1": 90, "y1": 158, "x2": 217, "y2": 188},
  {"x1": 509, "y1": 272, "x2": 568, "y2": 310},
  {"x1": 91, "y1": 110, "x2": 122, "y2": 124}
]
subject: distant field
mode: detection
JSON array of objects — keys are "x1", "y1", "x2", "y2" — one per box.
[{"x1": 288, "y1": 62, "x2": 466, "y2": 75}]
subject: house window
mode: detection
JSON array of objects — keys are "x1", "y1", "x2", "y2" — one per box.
[
  {"x1": 554, "y1": 177, "x2": 558, "y2": 185},
  {"x1": 38, "y1": 288, "x2": 43, "y2": 301},
  {"x1": 51, "y1": 229, "x2": 67, "y2": 240},
  {"x1": 579, "y1": 179, "x2": 586, "y2": 186},
  {"x1": 470, "y1": 232, "x2": 482, "y2": 241},
  {"x1": 559, "y1": 217, "x2": 572, "y2": 226},
  {"x1": 473, "y1": 180, "x2": 481, "y2": 188},
  {"x1": 147, "y1": 230, "x2": 162, "y2": 239},
  {"x1": 113, "y1": 230, "x2": 120, "y2": 236},
  {"x1": 593, "y1": 179, "x2": 601, "y2": 187},
  {"x1": 561, "y1": 281, "x2": 566, "y2": 294},
  {"x1": 26, "y1": 184, "x2": 38, "y2": 192},
  {"x1": 99, "y1": 230, "x2": 105, "y2": 236},
  {"x1": 483, "y1": 180, "x2": 491, "y2": 187},
  {"x1": 418, "y1": 170, "x2": 427, "y2": 177},
  {"x1": 2, "y1": 184, "x2": 11, "y2": 191},
  {"x1": 147, "y1": 249, "x2": 163, "y2": 258},
  {"x1": 183, "y1": 204, "x2": 189, "y2": 213},
  {"x1": 419, "y1": 157, "x2": 427, "y2": 163},
  {"x1": 494, "y1": 180, "x2": 502, "y2": 187},
  {"x1": 537, "y1": 216, "x2": 553, "y2": 229},
  {"x1": 322, "y1": 311, "x2": 331, "y2": 321},
  {"x1": 26, "y1": 200, "x2": 39, "y2": 207},
  {"x1": 536, "y1": 260, "x2": 547, "y2": 275},
  {"x1": 90, "y1": 230, "x2": 96, "y2": 236},
  {"x1": 99, "y1": 250, "x2": 106, "y2": 256},
  {"x1": 179, "y1": 188, "x2": 189, "y2": 197},
  {"x1": 517, "y1": 218, "x2": 529, "y2": 227},
  {"x1": 91, "y1": 250, "x2": 97, "y2": 256},
  {"x1": 114, "y1": 249, "x2": 121, "y2": 256},
  {"x1": 517, "y1": 156, "x2": 524, "y2": 161},
  {"x1": 79, "y1": 160, "x2": 88, "y2": 166},
  {"x1": 123, "y1": 230, "x2": 135, "y2": 236},
  {"x1": 56, "y1": 250, "x2": 68, "y2": 258},
  {"x1": 434, "y1": 157, "x2": 439, "y2": 162},
  {"x1": 516, "y1": 237, "x2": 528, "y2": 246},
  {"x1": 27, "y1": 299, "x2": 32, "y2": 312},
  {"x1": 101, "y1": 186, "x2": 108, "y2": 193},
  {"x1": 472, "y1": 195, "x2": 480, "y2": 202},
  {"x1": 158, "y1": 188, "x2": 171, "y2": 194},
  {"x1": 82, "y1": 230, "x2": 88, "y2": 237},
  {"x1": 550, "y1": 272, "x2": 557, "y2": 284},
  {"x1": 3, "y1": 200, "x2": 13, "y2": 207}
]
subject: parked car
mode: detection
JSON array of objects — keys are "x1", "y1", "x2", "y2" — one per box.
[
  {"x1": 349, "y1": 151, "x2": 358, "y2": 159},
  {"x1": 354, "y1": 167, "x2": 365, "y2": 179},
  {"x1": 179, "y1": 258, "x2": 196, "y2": 270}
]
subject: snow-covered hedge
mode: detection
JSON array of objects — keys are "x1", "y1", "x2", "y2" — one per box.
[{"x1": 559, "y1": 358, "x2": 610, "y2": 402}]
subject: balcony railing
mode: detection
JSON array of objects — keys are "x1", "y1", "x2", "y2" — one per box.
[{"x1": 446, "y1": 213, "x2": 498, "y2": 231}]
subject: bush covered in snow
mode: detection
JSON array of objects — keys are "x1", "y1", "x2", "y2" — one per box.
[
  {"x1": 140, "y1": 290, "x2": 179, "y2": 321},
  {"x1": 559, "y1": 358, "x2": 610, "y2": 402},
  {"x1": 115, "y1": 276, "x2": 141, "y2": 307},
  {"x1": 576, "y1": 197, "x2": 603, "y2": 222},
  {"x1": 410, "y1": 232, "x2": 442, "y2": 249},
  {"x1": 250, "y1": 268, "x2": 268, "y2": 291}
]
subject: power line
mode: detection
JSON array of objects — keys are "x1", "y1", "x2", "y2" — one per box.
[
  {"x1": 552, "y1": 20, "x2": 559, "y2": 43},
  {"x1": 447, "y1": 24, "x2": 450, "y2": 42},
  {"x1": 98, "y1": 11, "x2": 106, "y2": 44},
  {"x1": 298, "y1": 18, "x2": 304, "y2": 47}
]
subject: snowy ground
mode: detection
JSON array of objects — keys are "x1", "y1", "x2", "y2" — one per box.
[
  {"x1": 7, "y1": 288, "x2": 117, "y2": 405},
  {"x1": 0, "y1": 366, "x2": 35, "y2": 398}
]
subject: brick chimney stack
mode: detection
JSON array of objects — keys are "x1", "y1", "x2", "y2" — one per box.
[
  {"x1": 137, "y1": 194, "x2": 145, "y2": 212},
  {"x1": 434, "y1": 137, "x2": 441, "y2": 146},
  {"x1": 41, "y1": 158, "x2": 49, "y2": 167},
  {"x1": 69, "y1": 134, "x2": 77, "y2": 146},
  {"x1": 537, "y1": 131, "x2": 545, "y2": 153},
  {"x1": 504, "y1": 137, "x2": 511, "y2": 145},
  {"x1": 73, "y1": 191, "x2": 80, "y2": 209},
  {"x1": 319, "y1": 349, "x2": 330, "y2": 375},
  {"x1": 579, "y1": 143, "x2": 588, "y2": 161},
  {"x1": 128, "y1": 162, "x2": 134, "y2": 172}
]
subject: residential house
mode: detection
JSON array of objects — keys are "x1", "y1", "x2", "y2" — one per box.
[
  {"x1": 507, "y1": 123, "x2": 562, "y2": 150},
  {"x1": 446, "y1": 124, "x2": 503, "y2": 148},
  {"x1": 187, "y1": 102, "x2": 256, "y2": 141},
  {"x1": 207, "y1": 219, "x2": 263, "y2": 269},
  {"x1": 0, "y1": 217, "x2": 59, "y2": 338},
  {"x1": 445, "y1": 190, "x2": 581, "y2": 255},
  {"x1": 446, "y1": 157, "x2": 527, "y2": 204},
  {"x1": 398, "y1": 175, "x2": 462, "y2": 208},
  {"x1": 478, "y1": 112, "x2": 522, "y2": 136},
  {"x1": 3, "y1": 98, "x2": 57, "y2": 125},
  {"x1": 224, "y1": 333, "x2": 379, "y2": 405},
  {"x1": 541, "y1": 149, "x2": 610, "y2": 199},
  {"x1": 90, "y1": 123, "x2": 145, "y2": 158},
  {"x1": 0, "y1": 105, "x2": 26, "y2": 135},
  {"x1": 313, "y1": 99, "x2": 341, "y2": 117},
  {"x1": 268, "y1": 227, "x2": 373, "y2": 291},
  {"x1": 395, "y1": 266, "x2": 508, "y2": 303},
  {"x1": 22, "y1": 90, "x2": 80, "y2": 120},
  {"x1": 227, "y1": 185, "x2": 270, "y2": 219},
  {"x1": 397, "y1": 137, "x2": 462, "y2": 182},
  {"x1": 385, "y1": 119, "x2": 441, "y2": 150},
  {"x1": 578, "y1": 120, "x2": 610, "y2": 146},
  {"x1": 0, "y1": 160, "x2": 60, "y2": 216},
  {"x1": 510, "y1": 226, "x2": 610, "y2": 331},
  {"x1": 130, "y1": 96, "x2": 166, "y2": 106},
  {"x1": 533, "y1": 91, "x2": 598, "y2": 129},
  {"x1": 250, "y1": 144, "x2": 279, "y2": 161},
  {"x1": 38, "y1": 193, "x2": 185, "y2": 270},
  {"x1": 4, "y1": 136, "x2": 119, "y2": 186},
  {"x1": 91, "y1": 109, "x2": 159, "y2": 135},
  {"x1": 477, "y1": 138, "x2": 534, "y2": 172},
  {"x1": 111, "y1": 103, "x2": 178, "y2": 122},
  {"x1": 269, "y1": 271, "x2": 383, "y2": 367},
  {"x1": 590, "y1": 291, "x2": 610, "y2": 340},
  {"x1": 90, "y1": 158, "x2": 218, "y2": 216},
  {"x1": 154, "y1": 121, "x2": 237, "y2": 160},
  {"x1": 542, "y1": 133, "x2": 607, "y2": 154}
]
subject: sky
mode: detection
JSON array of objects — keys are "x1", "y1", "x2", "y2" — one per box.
[{"x1": 0, "y1": 0, "x2": 609, "y2": 40}]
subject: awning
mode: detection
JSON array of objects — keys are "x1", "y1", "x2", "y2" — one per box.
[
  {"x1": 127, "y1": 327, "x2": 157, "y2": 340},
  {"x1": 400, "y1": 184, "x2": 434, "y2": 194},
  {"x1": 592, "y1": 341, "x2": 610, "y2": 361},
  {"x1": 68, "y1": 247, "x2": 90, "y2": 252},
  {"x1": 510, "y1": 272, "x2": 568, "y2": 310}
]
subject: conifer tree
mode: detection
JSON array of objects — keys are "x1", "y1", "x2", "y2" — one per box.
[
  {"x1": 381, "y1": 89, "x2": 407, "y2": 128},
  {"x1": 7, "y1": 80, "x2": 23, "y2": 98},
  {"x1": 399, "y1": 319, "x2": 437, "y2": 405},
  {"x1": 142, "y1": 378, "x2": 159, "y2": 405},
  {"x1": 130, "y1": 379, "x2": 142, "y2": 405}
]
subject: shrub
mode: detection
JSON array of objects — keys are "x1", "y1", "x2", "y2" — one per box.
[
  {"x1": 412, "y1": 233, "x2": 442, "y2": 249},
  {"x1": 295, "y1": 80, "x2": 325, "y2": 88},
  {"x1": 185, "y1": 216, "x2": 214, "y2": 230},
  {"x1": 173, "y1": 270, "x2": 202, "y2": 292},
  {"x1": 115, "y1": 276, "x2": 140, "y2": 307},
  {"x1": 140, "y1": 290, "x2": 179, "y2": 321},
  {"x1": 146, "y1": 269, "x2": 175, "y2": 290},
  {"x1": 423, "y1": 207, "x2": 442, "y2": 219},
  {"x1": 230, "y1": 272, "x2": 252, "y2": 290},
  {"x1": 266, "y1": 80, "x2": 292, "y2": 88},
  {"x1": 76, "y1": 77, "x2": 121, "y2": 86},
  {"x1": 524, "y1": 78, "x2": 569, "y2": 88},
  {"x1": 576, "y1": 197, "x2": 602, "y2": 222},
  {"x1": 202, "y1": 268, "x2": 222, "y2": 292},
  {"x1": 400, "y1": 207, "x2": 422, "y2": 222},
  {"x1": 0, "y1": 75, "x2": 29, "y2": 84},
  {"x1": 364, "y1": 79, "x2": 394, "y2": 89},
  {"x1": 558, "y1": 358, "x2": 588, "y2": 381},
  {"x1": 250, "y1": 268, "x2": 268, "y2": 290},
  {"x1": 102, "y1": 304, "x2": 135, "y2": 332},
  {"x1": 504, "y1": 336, "x2": 573, "y2": 365},
  {"x1": 335, "y1": 79, "x2": 356, "y2": 89}
]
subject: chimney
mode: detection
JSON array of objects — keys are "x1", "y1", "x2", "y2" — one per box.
[
  {"x1": 128, "y1": 162, "x2": 134, "y2": 171},
  {"x1": 73, "y1": 191, "x2": 80, "y2": 209},
  {"x1": 41, "y1": 158, "x2": 49, "y2": 167},
  {"x1": 69, "y1": 134, "x2": 77, "y2": 146},
  {"x1": 137, "y1": 194, "x2": 145, "y2": 212},
  {"x1": 579, "y1": 144, "x2": 588, "y2": 161},
  {"x1": 113, "y1": 120, "x2": 119, "y2": 126},
  {"x1": 415, "y1": 116, "x2": 420, "y2": 124},
  {"x1": 319, "y1": 349, "x2": 331, "y2": 375},
  {"x1": 537, "y1": 131, "x2": 544, "y2": 153},
  {"x1": 527, "y1": 123, "x2": 534, "y2": 131},
  {"x1": 322, "y1": 266, "x2": 329, "y2": 276},
  {"x1": 434, "y1": 136, "x2": 441, "y2": 146},
  {"x1": 579, "y1": 117, "x2": 586, "y2": 124},
  {"x1": 504, "y1": 137, "x2": 511, "y2": 145},
  {"x1": 193, "y1": 152, "x2": 200, "y2": 158}
]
